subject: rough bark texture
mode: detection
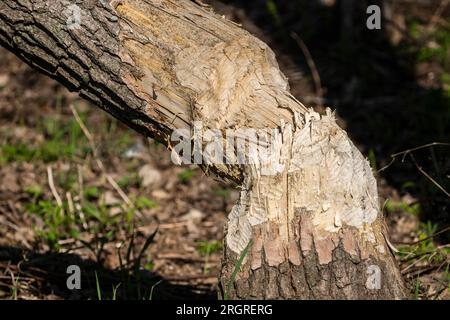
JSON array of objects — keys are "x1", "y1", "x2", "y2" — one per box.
[
  {"x1": 0, "y1": 0, "x2": 407, "y2": 299},
  {"x1": 219, "y1": 110, "x2": 407, "y2": 299}
]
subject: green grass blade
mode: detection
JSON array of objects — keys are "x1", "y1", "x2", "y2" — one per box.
[
  {"x1": 112, "y1": 283, "x2": 121, "y2": 300},
  {"x1": 95, "y1": 271, "x2": 102, "y2": 300},
  {"x1": 135, "y1": 227, "x2": 158, "y2": 273},
  {"x1": 149, "y1": 280, "x2": 162, "y2": 300},
  {"x1": 224, "y1": 239, "x2": 252, "y2": 300},
  {"x1": 125, "y1": 232, "x2": 135, "y2": 268}
]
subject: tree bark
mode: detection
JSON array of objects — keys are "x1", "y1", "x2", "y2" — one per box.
[{"x1": 0, "y1": 0, "x2": 407, "y2": 299}]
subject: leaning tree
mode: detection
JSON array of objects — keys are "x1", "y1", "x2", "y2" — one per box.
[{"x1": 0, "y1": 0, "x2": 407, "y2": 299}]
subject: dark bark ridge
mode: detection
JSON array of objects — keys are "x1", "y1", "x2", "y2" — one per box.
[{"x1": 0, "y1": 0, "x2": 171, "y2": 147}]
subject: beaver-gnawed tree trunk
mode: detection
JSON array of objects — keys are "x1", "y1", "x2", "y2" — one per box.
[{"x1": 0, "y1": 0, "x2": 407, "y2": 299}]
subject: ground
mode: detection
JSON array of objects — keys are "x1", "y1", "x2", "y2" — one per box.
[{"x1": 0, "y1": 0, "x2": 449, "y2": 299}]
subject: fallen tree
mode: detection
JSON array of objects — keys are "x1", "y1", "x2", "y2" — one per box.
[{"x1": 0, "y1": 0, "x2": 407, "y2": 299}]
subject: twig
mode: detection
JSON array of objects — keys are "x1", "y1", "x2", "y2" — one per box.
[
  {"x1": 70, "y1": 105, "x2": 103, "y2": 170},
  {"x1": 57, "y1": 238, "x2": 77, "y2": 246},
  {"x1": 291, "y1": 32, "x2": 324, "y2": 102},
  {"x1": 77, "y1": 164, "x2": 84, "y2": 202},
  {"x1": 66, "y1": 191, "x2": 74, "y2": 216},
  {"x1": 434, "y1": 284, "x2": 450, "y2": 300},
  {"x1": 76, "y1": 165, "x2": 89, "y2": 230},
  {"x1": 153, "y1": 221, "x2": 187, "y2": 229},
  {"x1": 401, "y1": 254, "x2": 429, "y2": 273},
  {"x1": 428, "y1": 0, "x2": 449, "y2": 31},
  {"x1": 105, "y1": 175, "x2": 135, "y2": 210},
  {"x1": 383, "y1": 231, "x2": 400, "y2": 254},
  {"x1": 156, "y1": 253, "x2": 220, "y2": 263},
  {"x1": 70, "y1": 104, "x2": 141, "y2": 216},
  {"x1": 409, "y1": 153, "x2": 450, "y2": 198},
  {"x1": 6, "y1": 201, "x2": 21, "y2": 225},
  {"x1": 47, "y1": 166, "x2": 64, "y2": 211},
  {"x1": 394, "y1": 226, "x2": 450, "y2": 245},
  {"x1": 404, "y1": 263, "x2": 443, "y2": 278},
  {"x1": 391, "y1": 142, "x2": 450, "y2": 161},
  {"x1": 0, "y1": 218, "x2": 20, "y2": 231},
  {"x1": 378, "y1": 142, "x2": 450, "y2": 198},
  {"x1": 379, "y1": 142, "x2": 450, "y2": 172},
  {"x1": 401, "y1": 244, "x2": 450, "y2": 263},
  {"x1": 164, "y1": 274, "x2": 218, "y2": 281}
]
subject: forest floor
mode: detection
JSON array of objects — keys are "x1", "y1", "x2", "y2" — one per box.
[{"x1": 0, "y1": 0, "x2": 449, "y2": 299}]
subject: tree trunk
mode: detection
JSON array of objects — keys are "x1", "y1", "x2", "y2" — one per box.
[{"x1": 0, "y1": 0, "x2": 407, "y2": 299}]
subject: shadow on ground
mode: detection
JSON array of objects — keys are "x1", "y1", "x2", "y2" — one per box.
[{"x1": 0, "y1": 246, "x2": 216, "y2": 300}]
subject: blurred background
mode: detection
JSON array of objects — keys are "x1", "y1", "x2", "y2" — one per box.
[{"x1": 0, "y1": 0, "x2": 448, "y2": 299}]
